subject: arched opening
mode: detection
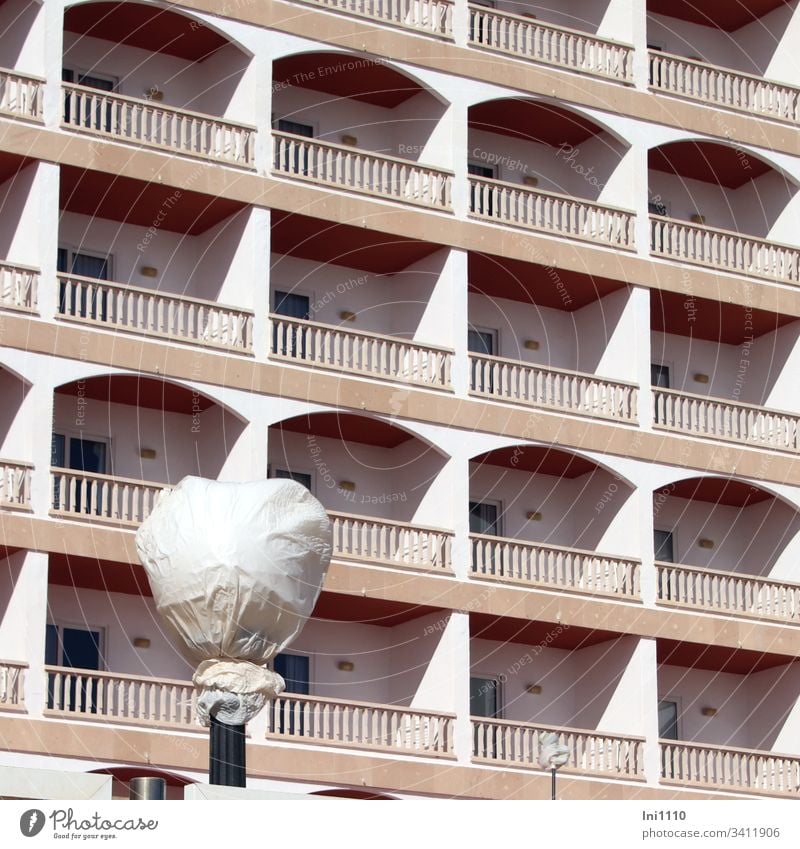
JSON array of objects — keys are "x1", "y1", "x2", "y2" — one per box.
[
  {"x1": 89, "y1": 766, "x2": 192, "y2": 800},
  {"x1": 310, "y1": 788, "x2": 398, "y2": 799}
]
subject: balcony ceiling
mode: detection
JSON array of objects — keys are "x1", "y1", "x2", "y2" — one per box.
[
  {"x1": 313, "y1": 591, "x2": 443, "y2": 627},
  {"x1": 658, "y1": 639, "x2": 795, "y2": 673},
  {"x1": 271, "y1": 212, "x2": 443, "y2": 273},
  {"x1": 64, "y1": 3, "x2": 230, "y2": 62},
  {"x1": 471, "y1": 446, "x2": 598, "y2": 478},
  {"x1": 469, "y1": 100, "x2": 603, "y2": 147},
  {"x1": 56, "y1": 375, "x2": 216, "y2": 413},
  {"x1": 49, "y1": 553, "x2": 152, "y2": 596},
  {"x1": 273, "y1": 54, "x2": 424, "y2": 108},
  {"x1": 274, "y1": 412, "x2": 414, "y2": 448},
  {"x1": 471, "y1": 613, "x2": 619, "y2": 649},
  {"x1": 0, "y1": 151, "x2": 34, "y2": 185},
  {"x1": 654, "y1": 477, "x2": 772, "y2": 507},
  {"x1": 648, "y1": 0, "x2": 790, "y2": 31},
  {"x1": 651, "y1": 290, "x2": 794, "y2": 344},
  {"x1": 469, "y1": 253, "x2": 626, "y2": 310},
  {"x1": 649, "y1": 141, "x2": 772, "y2": 188},
  {"x1": 60, "y1": 166, "x2": 246, "y2": 235}
]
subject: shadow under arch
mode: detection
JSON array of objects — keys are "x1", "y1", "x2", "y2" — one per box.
[
  {"x1": 88, "y1": 766, "x2": 192, "y2": 800},
  {"x1": 310, "y1": 788, "x2": 399, "y2": 799}
]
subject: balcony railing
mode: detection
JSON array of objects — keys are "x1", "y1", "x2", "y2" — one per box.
[
  {"x1": 474, "y1": 718, "x2": 645, "y2": 779},
  {"x1": 266, "y1": 693, "x2": 455, "y2": 758},
  {"x1": 50, "y1": 468, "x2": 166, "y2": 527},
  {"x1": 470, "y1": 177, "x2": 635, "y2": 248},
  {"x1": 270, "y1": 315, "x2": 452, "y2": 388},
  {"x1": 0, "y1": 460, "x2": 32, "y2": 510},
  {"x1": 298, "y1": 0, "x2": 453, "y2": 37},
  {"x1": 656, "y1": 562, "x2": 800, "y2": 625},
  {"x1": 654, "y1": 388, "x2": 800, "y2": 453},
  {"x1": 470, "y1": 353, "x2": 638, "y2": 422},
  {"x1": 650, "y1": 215, "x2": 800, "y2": 285},
  {"x1": 468, "y1": 6, "x2": 633, "y2": 82},
  {"x1": 62, "y1": 83, "x2": 255, "y2": 167},
  {"x1": 44, "y1": 666, "x2": 200, "y2": 731},
  {"x1": 330, "y1": 511, "x2": 452, "y2": 571},
  {"x1": 0, "y1": 68, "x2": 43, "y2": 120},
  {"x1": 57, "y1": 273, "x2": 254, "y2": 353},
  {"x1": 471, "y1": 534, "x2": 641, "y2": 600},
  {"x1": 661, "y1": 739, "x2": 800, "y2": 796},
  {"x1": 272, "y1": 131, "x2": 453, "y2": 209},
  {"x1": 0, "y1": 660, "x2": 27, "y2": 712},
  {"x1": 0, "y1": 261, "x2": 38, "y2": 313},
  {"x1": 649, "y1": 51, "x2": 800, "y2": 124}
]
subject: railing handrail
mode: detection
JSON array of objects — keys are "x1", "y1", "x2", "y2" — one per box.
[
  {"x1": 469, "y1": 174, "x2": 635, "y2": 217},
  {"x1": 648, "y1": 49, "x2": 800, "y2": 96},
  {"x1": 0, "y1": 659, "x2": 28, "y2": 668},
  {"x1": 650, "y1": 214, "x2": 800, "y2": 255},
  {"x1": 0, "y1": 458, "x2": 34, "y2": 468},
  {"x1": 43, "y1": 664, "x2": 192, "y2": 690},
  {"x1": 272, "y1": 129, "x2": 455, "y2": 176},
  {"x1": 62, "y1": 81, "x2": 257, "y2": 131},
  {"x1": 328, "y1": 510, "x2": 453, "y2": 536},
  {"x1": 655, "y1": 560, "x2": 800, "y2": 593},
  {"x1": 470, "y1": 532, "x2": 641, "y2": 565},
  {"x1": 653, "y1": 386, "x2": 800, "y2": 421},
  {"x1": 467, "y1": 4, "x2": 634, "y2": 50},
  {"x1": 0, "y1": 66, "x2": 46, "y2": 83},
  {"x1": 474, "y1": 715, "x2": 645, "y2": 744},
  {"x1": 58, "y1": 272, "x2": 255, "y2": 315},
  {"x1": 470, "y1": 351, "x2": 638, "y2": 388},
  {"x1": 270, "y1": 691, "x2": 456, "y2": 719},
  {"x1": 296, "y1": 0, "x2": 455, "y2": 39},
  {"x1": 0, "y1": 259, "x2": 41, "y2": 274},
  {"x1": 269, "y1": 313, "x2": 454, "y2": 353},
  {"x1": 50, "y1": 467, "x2": 167, "y2": 490},
  {"x1": 659, "y1": 737, "x2": 800, "y2": 762}
]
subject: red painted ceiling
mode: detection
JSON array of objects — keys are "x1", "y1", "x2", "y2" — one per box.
[
  {"x1": 468, "y1": 252, "x2": 626, "y2": 310},
  {"x1": 654, "y1": 477, "x2": 772, "y2": 507},
  {"x1": 657, "y1": 638, "x2": 795, "y2": 673},
  {"x1": 56, "y1": 375, "x2": 215, "y2": 413},
  {"x1": 312, "y1": 591, "x2": 443, "y2": 627},
  {"x1": 273, "y1": 54, "x2": 423, "y2": 108},
  {"x1": 59, "y1": 166, "x2": 246, "y2": 235},
  {"x1": 64, "y1": 3, "x2": 231, "y2": 62},
  {"x1": 48, "y1": 553, "x2": 153, "y2": 596},
  {"x1": 274, "y1": 412, "x2": 414, "y2": 448},
  {"x1": 469, "y1": 100, "x2": 604, "y2": 147},
  {"x1": 0, "y1": 152, "x2": 34, "y2": 186},
  {"x1": 271, "y1": 212, "x2": 443, "y2": 273},
  {"x1": 89, "y1": 767, "x2": 191, "y2": 787},
  {"x1": 649, "y1": 141, "x2": 772, "y2": 189},
  {"x1": 471, "y1": 613, "x2": 620, "y2": 649},
  {"x1": 471, "y1": 446, "x2": 599, "y2": 478},
  {"x1": 651, "y1": 289, "x2": 794, "y2": 344},
  {"x1": 648, "y1": 0, "x2": 790, "y2": 31}
]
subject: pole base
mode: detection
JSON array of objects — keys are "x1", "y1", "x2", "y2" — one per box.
[{"x1": 209, "y1": 715, "x2": 246, "y2": 787}]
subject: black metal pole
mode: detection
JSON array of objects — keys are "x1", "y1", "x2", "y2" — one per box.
[
  {"x1": 209, "y1": 715, "x2": 246, "y2": 787},
  {"x1": 551, "y1": 766, "x2": 556, "y2": 801}
]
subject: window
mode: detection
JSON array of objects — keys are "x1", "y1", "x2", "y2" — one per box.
[
  {"x1": 468, "y1": 328, "x2": 497, "y2": 393},
  {"x1": 471, "y1": 675, "x2": 502, "y2": 757},
  {"x1": 272, "y1": 468, "x2": 313, "y2": 492},
  {"x1": 469, "y1": 162, "x2": 497, "y2": 217},
  {"x1": 470, "y1": 500, "x2": 502, "y2": 574},
  {"x1": 62, "y1": 68, "x2": 116, "y2": 131},
  {"x1": 57, "y1": 248, "x2": 111, "y2": 320},
  {"x1": 51, "y1": 433, "x2": 110, "y2": 515},
  {"x1": 654, "y1": 529, "x2": 674, "y2": 563},
  {"x1": 658, "y1": 698, "x2": 680, "y2": 779},
  {"x1": 271, "y1": 653, "x2": 310, "y2": 735},
  {"x1": 276, "y1": 119, "x2": 314, "y2": 174},
  {"x1": 651, "y1": 364, "x2": 670, "y2": 388},
  {"x1": 45, "y1": 623, "x2": 104, "y2": 712},
  {"x1": 272, "y1": 291, "x2": 311, "y2": 359}
]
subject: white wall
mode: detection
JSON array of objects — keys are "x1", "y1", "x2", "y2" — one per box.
[
  {"x1": 0, "y1": 161, "x2": 47, "y2": 264},
  {"x1": 0, "y1": 366, "x2": 30, "y2": 457},
  {"x1": 493, "y1": 0, "x2": 626, "y2": 40},
  {"x1": 0, "y1": 0, "x2": 41, "y2": 73}
]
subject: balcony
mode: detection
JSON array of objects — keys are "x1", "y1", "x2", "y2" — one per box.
[
  {"x1": 470, "y1": 353, "x2": 638, "y2": 422},
  {"x1": 471, "y1": 534, "x2": 640, "y2": 601},
  {"x1": 57, "y1": 273, "x2": 254, "y2": 354},
  {"x1": 649, "y1": 51, "x2": 800, "y2": 124},
  {"x1": 0, "y1": 68, "x2": 42, "y2": 121},
  {"x1": 469, "y1": 178, "x2": 635, "y2": 248},
  {"x1": 272, "y1": 132, "x2": 452, "y2": 210},
  {"x1": 653, "y1": 388, "x2": 800, "y2": 452},
  {"x1": 266, "y1": 693, "x2": 455, "y2": 759},
  {"x1": 661, "y1": 740, "x2": 800, "y2": 797},
  {"x1": 473, "y1": 719, "x2": 644, "y2": 780},
  {"x1": 656, "y1": 562, "x2": 800, "y2": 625},
  {"x1": 269, "y1": 315, "x2": 452, "y2": 389},
  {"x1": 0, "y1": 660, "x2": 26, "y2": 712},
  {"x1": 0, "y1": 261, "x2": 38, "y2": 313},
  {"x1": 467, "y1": 6, "x2": 633, "y2": 83},
  {"x1": 0, "y1": 460, "x2": 32, "y2": 510},
  {"x1": 299, "y1": 0, "x2": 454, "y2": 38}
]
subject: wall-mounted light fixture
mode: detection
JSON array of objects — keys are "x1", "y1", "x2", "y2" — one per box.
[
  {"x1": 133, "y1": 638, "x2": 151, "y2": 649},
  {"x1": 698, "y1": 538, "x2": 715, "y2": 549},
  {"x1": 140, "y1": 266, "x2": 158, "y2": 278},
  {"x1": 526, "y1": 511, "x2": 542, "y2": 521},
  {"x1": 524, "y1": 339, "x2": 540, "y2": 351},
  {"x1": 145, "y1": 88, "x2": 164, "y2": 102},
  {"x1": 523, "y1": 176, "x2": 539, "y2": 187},
  {"x1": 525, "y1": 684, "x2": 542, "y2": 695},
  {"x1": 139, "y1": 448, "x2": 157, "y2": 460},
  {"x1": 338, "y1": 481, "x2": 356, "y2": 492},
  {"x1": 339, "y1": 310, "x2": 357, "y2": 322},
  {"x1": 690, "y1": 214, "x2": 706, "y2": 225},
  {"x1": 693, "y1": 373, "x2": 709, "y2": 384},
  {"x1": 337, "y1": 661, "x2": 355, "y2": 672},
  {"x1": 341, "y1": 134, "x2": 358, "y2": 146},
  {"x1": 701, "y1": 706, "x2": 717, "y2": 717}
]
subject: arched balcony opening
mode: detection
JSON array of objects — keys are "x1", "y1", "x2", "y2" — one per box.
[
  {"x1": 271, "y1": 52, "x2": 452, "y2": 209},
  {"x1": 61, "y1": 2, "x2": 255, "y2": 166},
  {"x1": 467, "y1": 252, "x2": 637, "y2": 420},
  {"x1": 651, "y1": 290, "x2": 800, "y2": 450},
  {"x1": 270, "y1": 212, "x2": 451, "y2": 390},
  {"x1": 50, "y1": 374, "x2": 247, "y2": 526},
  {"x1": 468, "y1": 99, "x2": 634, "y2": 249},
  {"x1": 648, "y1": 140, "x2": 800, "y2": 283},
  {"x1": 652, "y1": 476, "x2": 800, "y2": 623},
  {"x1": 469, "y1": 445, "x2": 640, "y2": 600},
  {"x1": 310, "y1": 789, "x2": 398, "y2": 799},
  {"x1": 57, "y1": 166, "x2": 253, "y2": 353}
]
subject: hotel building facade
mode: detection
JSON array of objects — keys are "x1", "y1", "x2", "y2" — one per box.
[{"x1": 1, "y1": 0, "x2": 800, "y2": 800}]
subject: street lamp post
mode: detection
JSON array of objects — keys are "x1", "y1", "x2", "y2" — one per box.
[
  {"x1": 136, "y1": 477, "x2": 332, "y2": 787},
  {"x1": 538, "y1": 731, "x2": 571, "y2": 800}
]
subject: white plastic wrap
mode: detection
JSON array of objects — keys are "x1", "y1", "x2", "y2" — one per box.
[
  {"x1": 135, "y1": 476, "x2": 332, "y2": 726},
  {"x1": 537, "y1": 731, "x2": 571, "y2": 769}
]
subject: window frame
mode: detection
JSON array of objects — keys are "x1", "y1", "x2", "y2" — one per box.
[
  {"x1": 46, "y1": 620, "x2": 107, "y2": 671},
  {"x1": 469, "y1": 673, "x2": 503, "y2": 719},
  {"x1": 468, "y1": 497, "x2": 504, "y2": 537}
]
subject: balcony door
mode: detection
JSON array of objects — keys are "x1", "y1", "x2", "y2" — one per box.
[
  {"x1": 272, "y1": 290, "x2": 311, "y2": 358},
  {"x1": 272, "y1": 652, "x2": 310, "y2": 736},
  {"x1": 468, "y1": 327, "x2": 497, "y2": 393},
  {"x1": 471, "y1": 675, "x2": 502, "y2": 757},
  {"x1": 51, "y1": 433, "x2": 109, "y2": 515},
  {"x1": 62, "y1": 68, "x2": 115, "y2": 131},
  {"x1": 468, "y1": 162, "x2": 497, "y2": 216},
  {"x1": 470, "y1": 500, "x2": 502, "y2": 575},
  {"x1": 658, "y1": 698, "x2": 680, "y2": 779},
  {"x1": 45, "y1": 623, "x2": 103, "y2": 713},
  {"x1": 276, "y1": 119, "x2": 314, "y2": 174},
  {"x1": 57, "y1": 247, "x2": 111, "y2": 321}
]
